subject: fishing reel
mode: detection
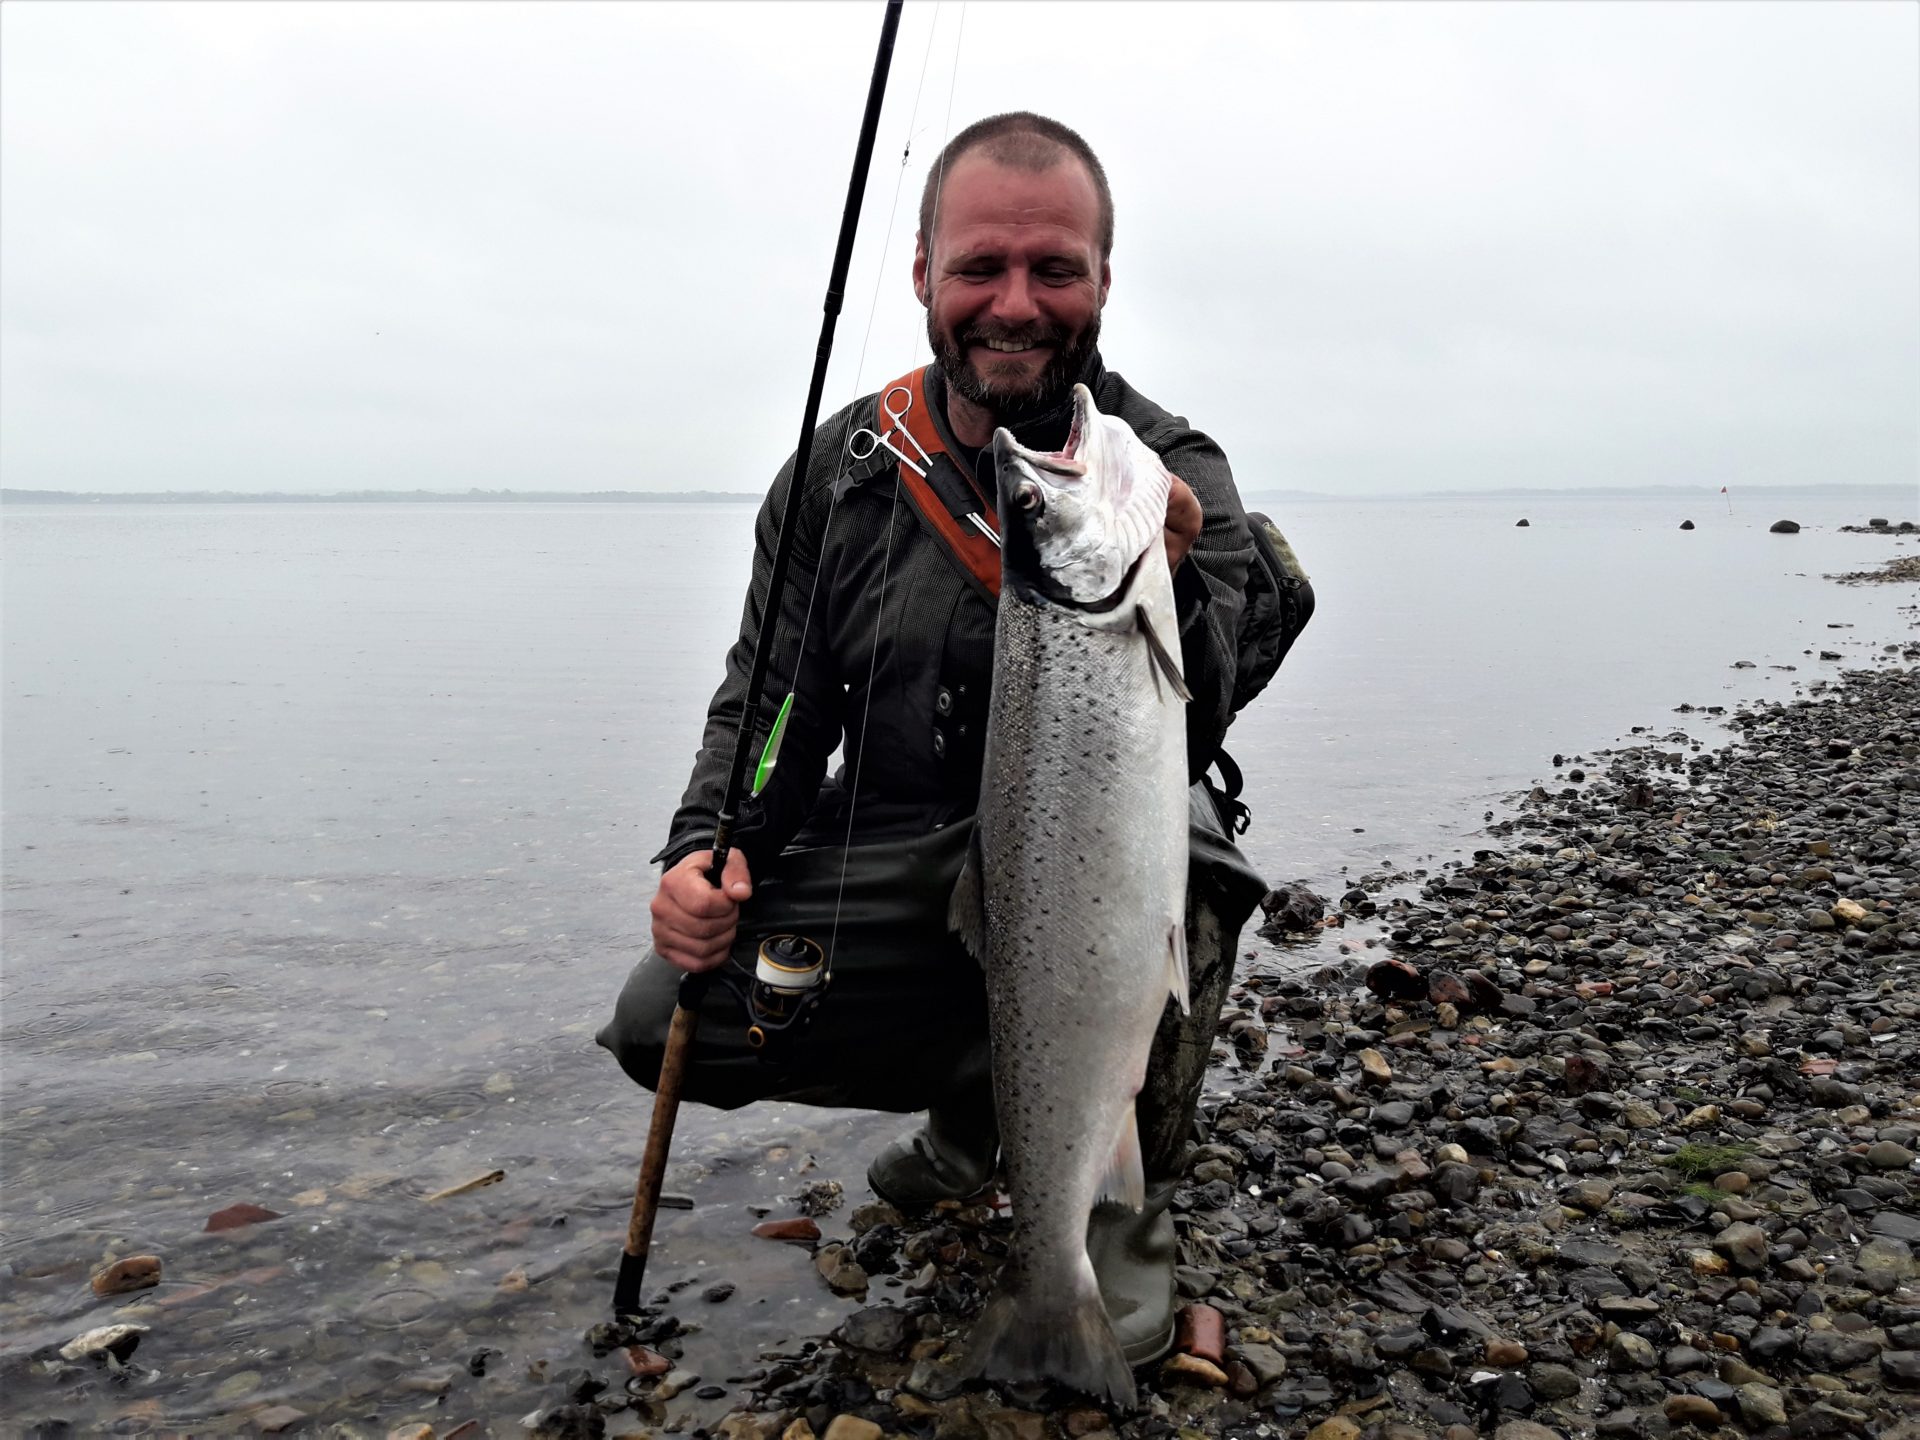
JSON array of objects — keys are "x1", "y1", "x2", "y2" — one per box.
[{"x1": 715, "y1": 933, "x2": 831, "y2": 1059}]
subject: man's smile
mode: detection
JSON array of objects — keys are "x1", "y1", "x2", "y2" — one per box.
[{"x1": 973, "y1": 341, "x2": 1049, "y2": 363}]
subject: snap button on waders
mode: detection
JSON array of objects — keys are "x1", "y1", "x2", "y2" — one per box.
[
  {"x1": 935, "y1": 686, "x2": 954, "y2": 716},
  {"x1": 932, "y1": 728, "x2": 947, "y2": 758}
]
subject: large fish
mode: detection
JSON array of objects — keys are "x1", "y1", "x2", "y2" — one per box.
[{"x1": 950, "y1": 384, "x2": 1192, "y2": 1407}]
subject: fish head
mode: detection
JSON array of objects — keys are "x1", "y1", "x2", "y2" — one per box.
[{"x1": 991, "y1": 384, "x2": 1172, "y2": 608}]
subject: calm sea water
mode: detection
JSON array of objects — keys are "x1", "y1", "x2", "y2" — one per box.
[{"x1": 2, "y1": 488, "x2": 1913, "y2": 1432}]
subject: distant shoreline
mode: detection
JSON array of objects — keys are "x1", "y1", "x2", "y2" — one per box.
[{"x1": 3, "y1": 483, "x2": 1910, "y2": 506}]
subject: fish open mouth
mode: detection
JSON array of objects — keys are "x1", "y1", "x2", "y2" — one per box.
[
  {"x1": 1063, "y1": 390, "x2": 1085, "y2": 458},
  {"x1": 1014, "y1": 386, "x2": 1089, "y2": 478}
]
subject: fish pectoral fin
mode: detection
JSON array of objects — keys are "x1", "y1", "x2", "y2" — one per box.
[
  {"x1": 1167, "y1": 921, "x2": 1191, "y2": 1015},
  {"x1": 1134, "y1": 604, "x2": 1193, "y2": 703},
  {"x1": 1096, "y1": 1099, "x2": 1147, "y2": 1211},
  {"x1": 947, "y1": 831, "x2": 988, "y2": 963}
]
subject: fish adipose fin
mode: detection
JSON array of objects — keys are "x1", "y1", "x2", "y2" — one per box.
[
  {"x1": 1097, "y1": 1099, "x2": 1147, "y2": 1210},
  {"x1": 1135, "y1": 604, "x2": 1192, "y2": 703},
  {"x1": 960, "y1": 1265, "x2": 1137, "y2": 1408},
  {"x1": 1167, "y1": 921, "x2": 1190, "y2": 1014},
  {"x1": 948, "y1": 831, "x2": 988, "y2": 962}
]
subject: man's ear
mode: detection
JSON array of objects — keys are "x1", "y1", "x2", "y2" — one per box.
[
  {"x1": 912, "y1": 233, "x2": 930, "y2": 306},
  {"x1": 1099, "y1": 259, "x2": 1112, "y2": 307}
]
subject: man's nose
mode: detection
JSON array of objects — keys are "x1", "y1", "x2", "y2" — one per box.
[{"x1": 988, "y1": 270, "x2": 1041, "y2": 325}]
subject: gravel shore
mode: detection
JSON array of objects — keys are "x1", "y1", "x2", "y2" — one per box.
[{"x1": 563, "y1": 588, "x2": 1920, "y2": 1440}]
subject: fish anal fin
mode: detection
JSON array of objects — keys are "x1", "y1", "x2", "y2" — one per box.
[
  {"x1": 1135, "y1": 604, "x2": 1193, "y2": 703},
  {"x1": 948, "y1": 831, "x2": 988, "y2": 962},
  {"x1": 1096, "y1": 1098, "x2": 1147, "y2": 1211},
  {"x1": 1168, "y1": 920, "x2": 1190, "y2": 1015}
]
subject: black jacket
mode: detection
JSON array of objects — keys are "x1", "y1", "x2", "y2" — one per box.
[{"x1": 655, "y1": 355, "x2": 1255, "y2": 876}]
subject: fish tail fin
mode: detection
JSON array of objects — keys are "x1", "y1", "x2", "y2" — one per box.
[
  {"x1": 1167, "y1": 920, "x2": 1190, "y2": 1014},
  {"x1": 961, "y1": 1261, "x2": 1136, "y2": 1407},
  {"x1": 1097, "y1": 1098, "x2": 1146, "y2": 1210}
]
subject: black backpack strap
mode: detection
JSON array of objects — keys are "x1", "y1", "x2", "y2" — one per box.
[{"x1": 1207, "y1": 747, "x2": 1253, "y2": 835}]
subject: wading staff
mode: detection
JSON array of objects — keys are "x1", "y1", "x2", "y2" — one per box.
[{"x1": 614, "y1": 0, "x2": 905, "y2": 1319}]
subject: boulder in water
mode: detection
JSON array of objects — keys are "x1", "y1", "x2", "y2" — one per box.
[
  {"x1": 1769, "y1": 519, "x2": 1800, "y2": 534},
  {"x1": 1679, "y1": 520, "x2": 1695, "y2": 531},
  {"x1": 1515, "y1": 518, "x2": 1530, "y2": 527},
  {"x1": 1259, "y1": 884, "x2": 1327, "y2": 935}
]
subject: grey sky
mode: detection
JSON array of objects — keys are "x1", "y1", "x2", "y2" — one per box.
[{"x1": 2, "y1": 1, "x2": 1915, "y2": 495}]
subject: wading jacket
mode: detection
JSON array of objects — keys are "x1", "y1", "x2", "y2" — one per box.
[{"x1": 654, "y1": 354, "x2": 1256, "y2": 881}]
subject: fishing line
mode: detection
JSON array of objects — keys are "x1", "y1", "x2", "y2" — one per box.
[
  {"x1": 785, "y1": 1, "x2": 948, "y2": 671},
  {"x1": 823, "y1": 2, "x2": 969, "y2": 966}
]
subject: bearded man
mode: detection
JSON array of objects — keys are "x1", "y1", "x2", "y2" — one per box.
[{"x1": 600, "y1": 112, "x2": 1300, "y2": 1367}]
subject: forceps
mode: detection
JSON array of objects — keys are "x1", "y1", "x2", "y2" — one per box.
[{"x1": 846, "y1": 385, "x2": 934, "y2": 477}]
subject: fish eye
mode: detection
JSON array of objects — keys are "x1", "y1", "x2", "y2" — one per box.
[{"x1": 1015, "y1": 482, "x2": 1042, "y2": 514}]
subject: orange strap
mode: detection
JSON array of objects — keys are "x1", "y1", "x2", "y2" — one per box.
[{"x1": 881, "y1": 367, "x2": 1002, "y2": 598}]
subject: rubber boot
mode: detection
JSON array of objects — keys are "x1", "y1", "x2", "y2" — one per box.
[
  {"x1": 1090, "y1": 898, "x2": 1239, "y2": 1367},
  {"x1": 1086, "y1": 1180, "x2": 1179, "y2": 1366},
  {"x1": 866, "y1": 1082, "x2": 999, "y2": 1212}
]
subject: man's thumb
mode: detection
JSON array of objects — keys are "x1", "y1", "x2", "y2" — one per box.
[{"x1": 724, "y1": 849, "x2": 753, "y2": 899}]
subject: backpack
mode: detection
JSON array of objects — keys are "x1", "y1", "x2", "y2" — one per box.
[
  {"x1": 1230, "y1": 512, "x2": 1314, "y2": 715},
  {"x1": 1208, "y1": 512, "x2": 1315, "y2": 836}
]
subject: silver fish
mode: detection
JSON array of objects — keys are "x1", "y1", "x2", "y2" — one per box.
[{"x1": 950, "y1": 383, "x2": 1191, "y2": 1406}]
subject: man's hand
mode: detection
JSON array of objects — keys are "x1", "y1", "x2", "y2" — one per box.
[
  {"x1": 1165, "y1": 473, "x2": 1202, "y2": 571},
  {"x1": 650, "y1": 848, "x2": 753, "y2": 974}
]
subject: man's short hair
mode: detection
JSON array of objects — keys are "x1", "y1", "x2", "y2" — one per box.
[{"x1": 918, "y1": 111, "x2": 1114, "y2": 260}]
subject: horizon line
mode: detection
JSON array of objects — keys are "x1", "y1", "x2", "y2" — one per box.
[{"x1": 3, "y1": 481, "x2": 1911, "y2": 505}]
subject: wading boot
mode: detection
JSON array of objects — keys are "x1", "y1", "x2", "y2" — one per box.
[
  {"x1": 1086, "y1": 1179, "x2": 1179, "y2": 1366},
  {"x1": 866, "y1": 1086, "x2": 999, "y2": 1212}
]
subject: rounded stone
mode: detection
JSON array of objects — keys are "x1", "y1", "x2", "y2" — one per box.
[
  {"x1": 1664, "y1": 1394, "x2": 1722, "y2": 1426},
  {"x1": 1486, "y1": 1339, "x2": 1530, "y2": 1366},
  {"x1": 1609, "y1": 1332, "x2": 1656, "y2": 1371},
  {"x1": 1735, "y1": 1383, "x2": 1787, "y2": 1427},
  {"x1": 1528, "y1": 1362, "x2": 1581, "y2": 1399},
  {"x1": 1711, "y1": 1222, "x2": 1769, "y2": 1273}
]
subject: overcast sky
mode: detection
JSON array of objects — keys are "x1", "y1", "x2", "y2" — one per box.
[{"x1": 2, "y1": 1, "x2": 1915, "y2": 495}]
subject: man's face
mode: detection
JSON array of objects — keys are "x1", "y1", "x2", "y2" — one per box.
[{"x1": 914, "y1": 151, "x2": 1110, "y2": 421}]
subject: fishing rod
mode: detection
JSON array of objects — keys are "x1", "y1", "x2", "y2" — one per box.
[{"x1": 614, "y1": 0, "x2": 905, "y2": 1320}]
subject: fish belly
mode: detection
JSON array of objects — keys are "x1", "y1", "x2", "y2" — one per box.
[{"x1": 964, "y1": 569, "x2": 1188, "y2": 1402}]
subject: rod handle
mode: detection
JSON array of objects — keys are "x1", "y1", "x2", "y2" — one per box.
[{"x1": 613, "y1": 971, "x2": 711, "y2": 1315}]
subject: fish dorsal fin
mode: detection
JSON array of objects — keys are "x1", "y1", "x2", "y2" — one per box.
[
  {"x1": 1135, "y1": 604, "x2": 1193, "y2": 702},
  {"x1": 1167, "y1": 920, "x2": 1190, "y2": 1015},
  {"x1": 948, "y1": 829, "x2": 988, "y2": 963},
  {"x1": 1096, "y1": 1098, "x2": 1147, "y2": 1210}
]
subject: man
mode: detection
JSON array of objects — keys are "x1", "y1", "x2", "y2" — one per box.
[{"x1": 601, "y1": 113, "x2": 1282, "y2": 1367}]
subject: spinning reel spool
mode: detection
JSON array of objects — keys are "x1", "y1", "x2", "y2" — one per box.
[{"x1": 735, "y1": 933, "x2": 829, "y2": 1054}]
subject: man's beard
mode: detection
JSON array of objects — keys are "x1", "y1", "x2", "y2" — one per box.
[{"x1": 929, "y1": 311, "x2": 1101, "y2": 427}]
